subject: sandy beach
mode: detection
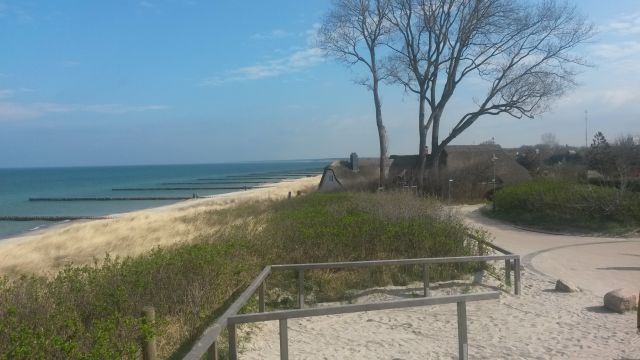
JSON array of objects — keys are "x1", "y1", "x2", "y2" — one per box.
[
  {"x1": 240, "y1": 205, "x2": 640, "y2": 359},
  {"x1": 0, "y1": 176, "x2": 321, "y2": 276}
]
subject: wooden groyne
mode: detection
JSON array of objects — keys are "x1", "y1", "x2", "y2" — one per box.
[
  {"x1": 224, "y1": 175, "x2": 308, "y2": 179},
  {"x1": 0, "y1": 215, "x2": 109, "y2": 221},
  {"x1": 160, "y1": 181, "x2": 267, "y2": 185},
  {"x1": 29, "y1": 196, "x2": 199, "y2": 202},
  {"x1": 112, "y1": 186, "x2": 259, "y2": 191}
]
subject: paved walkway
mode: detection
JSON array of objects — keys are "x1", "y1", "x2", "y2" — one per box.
[{"x1": 459, "y1": 205, "x2": 640, "y2": 297}]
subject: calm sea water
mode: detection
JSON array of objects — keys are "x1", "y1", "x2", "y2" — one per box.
[{"x1": 0, "y1": 160, "x2": 329, "y2": 239}]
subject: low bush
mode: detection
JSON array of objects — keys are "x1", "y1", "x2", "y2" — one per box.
[
  {"x1": 0, "y1": 192, "x2": 487, "y2": 359},
  {"x1": 491, "y1": 178, "x2": 640, "y2": 233}
]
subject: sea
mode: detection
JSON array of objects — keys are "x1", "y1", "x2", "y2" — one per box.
[{"x1": 0, "y1": 160, "x2": 330, "y2": 240}]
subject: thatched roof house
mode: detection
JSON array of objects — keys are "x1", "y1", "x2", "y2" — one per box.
[
  {"x1": 318, "y1": 153, "x2": 390, "y2": 192},
  {"x1": 318, "y1": 145, "x2": 531, "y2": 195},
  {"x1": 442, "y1": 145, "x2": 531, "y2": 185}
]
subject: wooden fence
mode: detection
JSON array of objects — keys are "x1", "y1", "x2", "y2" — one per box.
[{"x1": 183, "y1": 250, "x2": 520, "y2": 360}]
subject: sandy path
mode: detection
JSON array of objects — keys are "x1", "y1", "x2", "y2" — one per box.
[
  {"x1": 460, "y1": 205, "x2": 640, "y2": 297},
  {"x1": 0, "y1": 176, "x2": 321, "y2": 276},
  {"x1": 241, "y1": 204, "x2": 640, "y2": 359},
  {"x1": 242, "y1": 269, "x2": 639, "y2": 359}
]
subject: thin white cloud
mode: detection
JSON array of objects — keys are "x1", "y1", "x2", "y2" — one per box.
[
  {"x1": 603, "y1": 88, "x2": 640, "y2": 107},
  {"x1": 604, "y1": 12, "x2": 640, "y2": 35},
  {"x1": 139, "y1": 1, "x2": 156, "y2": 8},
  {"x1": 61, "y1": 60, "x2": 81, "y2": 68},
  {"x1": 0, "y1": 88, "x2": 33, "y2": 99},
  {"x1": 0, "y1": 89, "x2": 14, "y2": 99},
  {"x1": 202, "y1": 48, "x2": 325, "y2": 86},
  {"x1": 202, "y1": 24, "x2": 325, "y2": 86},
  {"x1": 251, "y1": 29, "x2": 294, "y2": 40},
  {"x1": 0, "y1": 102, "x2": 168, "y2": 121},
  {"x1": 590, "y1": 41, "x2": 640, "y2": 60}
]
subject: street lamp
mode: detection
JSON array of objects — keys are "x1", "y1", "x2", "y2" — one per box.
[
  {"x1": 491, "y1": 154, "x2": 498, "y2": 210},
  {"x1": 448, "y1": 178, "x2": 454, "y2": 205}
]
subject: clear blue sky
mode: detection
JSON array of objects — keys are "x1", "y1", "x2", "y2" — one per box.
[{"x1": 1, "y1": 0, "x2": 638, "y2": 167}]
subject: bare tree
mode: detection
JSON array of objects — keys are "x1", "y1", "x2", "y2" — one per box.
[
  {"x1": 388, "y1": 0, "x2": 593, "y2": 174},
  {"x1": 541, "y1": 133, "x2": 559, "y2": 147},
  {"x1": 320, "y1": 0, "x2": 392, "y2": 187},
  {"x1": 384, "y1": 0, "x2": 434, "y2": 189}
]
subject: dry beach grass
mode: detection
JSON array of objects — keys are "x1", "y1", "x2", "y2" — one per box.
[{"x1": 0, "y1": 176, "x2": 321, "y2": 276}]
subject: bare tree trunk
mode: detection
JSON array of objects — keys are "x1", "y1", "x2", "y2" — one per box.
[
  {"x1": 430, "y1": 113, "x2": 441, "y2": 172},
  {"x1": 417, "y1": 95, "x2": 427, "y2": 191},
  {"x1": 373, "y1": 76, "x2": 388, "y2": 188}
]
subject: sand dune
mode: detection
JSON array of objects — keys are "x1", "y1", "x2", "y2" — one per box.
[{"x1": 0, "y1": 176, "x2": 320, "y2": 276}]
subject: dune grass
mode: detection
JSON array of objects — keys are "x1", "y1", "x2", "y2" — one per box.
[
  {"x1": 0, "y1": 191, "x2": 488, "y2": 359},
  {"x1": 490, "y1": 178, "x2": 640, "y2": 235}
]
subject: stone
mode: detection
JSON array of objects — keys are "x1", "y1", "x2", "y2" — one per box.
[
  {"x1": 603, "y1": 288, "x2": 638, "y2": 313},
  {"x1": 555, "y1": 279, "x2": 580, "y2": 293}
]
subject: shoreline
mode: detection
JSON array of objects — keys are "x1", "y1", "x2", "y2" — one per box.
[
  {"x1": 0, "y1": 176, "x2": 321, "y2": 276},
  {"x1": 0, "y1": 178, "x2": 306, "y2": 243}
]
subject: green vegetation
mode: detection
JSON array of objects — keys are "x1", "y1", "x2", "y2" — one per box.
[
  {"x1": 490, "y1": 178, "x2": 640, "y2": 234},
  {"x1": 0, "y1": 192, "x2": 487, "y2": 359}
]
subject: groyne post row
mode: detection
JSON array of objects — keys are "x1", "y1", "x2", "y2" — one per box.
[
  {"x1": 29, "y1": 196, "x2": 200, "y2": 201},
  {"x1": 0, "y1": 215, "x2": 110, "y2": 221}
]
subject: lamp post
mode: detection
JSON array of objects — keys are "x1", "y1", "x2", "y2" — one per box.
[
  {"x1": 448, "y1": 178, "x2": 454, "y2": 205},
  {"x1": 491, "y1": 154, "x2": 498, "y2": 210}
]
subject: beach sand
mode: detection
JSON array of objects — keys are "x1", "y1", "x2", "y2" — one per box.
[
  {"x1": 0, "y1": 176, "x2": 321, "y2": 276},
  {"x1": 240, "y1": 205, "x2": 640, "y2": 359},
  {"x1": 241, "y1": 267, "x2": 639, "y2": 359}
]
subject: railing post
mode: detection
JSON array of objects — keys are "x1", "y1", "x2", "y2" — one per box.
[
  {"x1": 504, "y1": 259, "x2": 511, "y2": 287},
  {"x1": 456, "y1": 301, "x2": 468, "y2": 360},
  {"x1": 298, "y1": 270, "x2": 304, "y2": 309},
  {"x1": 422, "y1": 264, "x2": 430, "y2": 297},
  {"x1": 514, "y1": 257, "x2": 521, "y2": 295},
  {"x1": 141, "y1": 306, "x2": 157, "y2": 360},
  {"x1": 279, "y1": 319, "x2": 289, "y2": 360},
  {"x1": 228, "y1": 324, "x2": 237, "y2": 360},
  {"x1": 259, "y1": 281, "x2": 266, "y2": 313},
  {"x1": 207, "y1": 342, "x2": 218, "y2": 360}
]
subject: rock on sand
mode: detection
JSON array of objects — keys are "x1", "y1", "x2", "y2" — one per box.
[
  {"x1": 555, "y1": 279, "x2": 580, "y2": 293},
  {"x1": 603, "y1": 288, "x2": 638, "y2": 313}
]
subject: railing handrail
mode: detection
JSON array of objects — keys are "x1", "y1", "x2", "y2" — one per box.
[
  {"x1": 270, "y1": 254, "x2": 517, "y2": 271},
  {"x1": 184, "y1": 239, "x2": 520, "y2": 360},
  {"x1": 467, "y1": 233, "x2": 513, "y2": 255},
  {"x1": 228, "y1": 291, "x2": 500, "y2": 324},
  {"x1": 184, "y1": 266, "x2": 272, "y2": 360}
]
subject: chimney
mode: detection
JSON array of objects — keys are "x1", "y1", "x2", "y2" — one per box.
[{"x1": 350, "y1": 152, "x2": 359, "y2": 172}]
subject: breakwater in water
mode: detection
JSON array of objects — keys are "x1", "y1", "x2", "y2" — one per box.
[
  {"x1": 0, "y1": 215, "x2": 109, "y2": 221},
  {"x1": 30, "y1": 196, "x2": 200, "y2": 201},
  {"x1": 0, "y1": 161, "x2": 328, "y2": 239}
]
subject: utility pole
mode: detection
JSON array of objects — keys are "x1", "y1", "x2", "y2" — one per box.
[
  {"x1": 584, "y1": 110, "x2": 588, "y2": 147},
  {"x1": 491, "y1": 154, "x2": 498, "y2": 210}
]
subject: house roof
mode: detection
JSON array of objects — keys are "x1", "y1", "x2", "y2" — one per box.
[
  {"x1": 323, "y1": 145, "x2": 530, "y2": 191},
  {"x1": 324, "y1": 158, "x2": 388, "y2": 190},
  {"x1": 443, "y1": 145, "x2": 530, "y2": 184}
]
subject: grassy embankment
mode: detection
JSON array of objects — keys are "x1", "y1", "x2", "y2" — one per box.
[
  {"x1": 489, "y1": 178, "x2": 640, "y2": 235},
  {"x1": 0, "y1": 192, "x2": 488, "y2": 359}
]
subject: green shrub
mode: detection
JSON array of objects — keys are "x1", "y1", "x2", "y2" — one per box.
[
  {"x1": 0, "y1": 192, "x2": 487, "y2": 359},
  {"x1": 492, "y1": 178, "x2": 640, "y2": 233}
]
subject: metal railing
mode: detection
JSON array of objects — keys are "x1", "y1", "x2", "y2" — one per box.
[
  {"x1": 228, "y1": 291, "x2": 500, "y2": 360},
  {"x1": 184, "y1": 250, "x2": 520, "y2": 360}
]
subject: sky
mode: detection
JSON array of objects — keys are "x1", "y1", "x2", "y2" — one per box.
[{"x1": 0, "y1": 0, "x2": 639, "y2": 168}]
